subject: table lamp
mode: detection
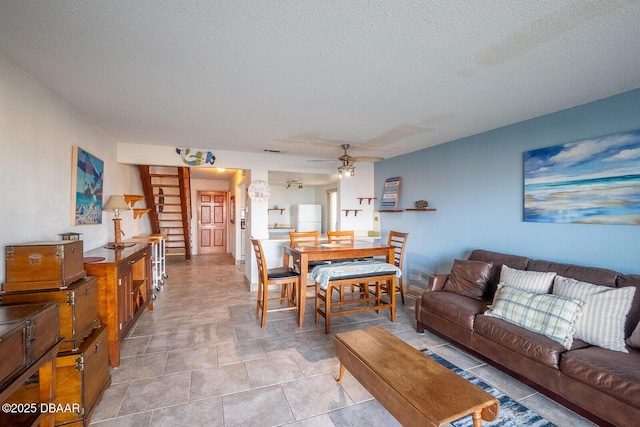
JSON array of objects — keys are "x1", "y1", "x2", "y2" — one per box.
[{"x1": 103, "y1": 195, "x2": 131, "y2": 248}]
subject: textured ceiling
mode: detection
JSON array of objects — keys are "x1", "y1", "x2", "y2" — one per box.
[{"x1": 1, "y1": 0, "x2": 640, "y2": 163}]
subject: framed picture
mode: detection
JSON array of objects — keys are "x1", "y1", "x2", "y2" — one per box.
[
  {"x1": 71, "y1": 146, "x2": 104, "y2": 225},
  {"x1": 524, "y1": 130, "x2": 640, "y2": 225},
  {"x1": 230, "y1": 195, "x2": 236, "y2": 224}
]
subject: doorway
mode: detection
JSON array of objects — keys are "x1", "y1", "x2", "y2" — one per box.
[
  {"x1": 327, "y1": 189, "x2": 338, "y2": 232},
  {"x1": 197, "y1": 191, "x2": 227, "y2": 254}
]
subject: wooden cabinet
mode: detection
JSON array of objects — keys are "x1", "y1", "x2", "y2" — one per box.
[
  {"x1": 54, "y1": 325, "x2": 110, "y2": 426},
  {"x1": 83, "y1": 244, "x2": 152, "y2": 367},
  {"x1": 1, "y1": 276, "x2": 100, "y2": 352},
  {"x1": 0, "y1": 304, "x2": 62, "y2": 427}
]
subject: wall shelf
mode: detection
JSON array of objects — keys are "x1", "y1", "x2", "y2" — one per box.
[
  {"x1": 357, "y1": 197, "x2": 377, "y2": 205},
  {"x1": 342, "y1": 209, "x2": 362, "y2": 217},
  {"x1": 123, "y1": 194, "x2": 144, "y2": 207},
  {"x1": 268, "y1": 208, "x2": 286, "y2": 214},
  {"x1": 124, "y1": 195, "x2": 149, "y2": 219},
  {"x1": 405, "y1": 208, "x2": 437, "y2": 212},
  {"x1": 133, "y1": 208, "x2": 151, "y2": 219}
]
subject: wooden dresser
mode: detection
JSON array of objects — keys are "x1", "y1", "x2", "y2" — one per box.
[{"x1": 83, "y1": 244, "x2": 152, "y2": 367}]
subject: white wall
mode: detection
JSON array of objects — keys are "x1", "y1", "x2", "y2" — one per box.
[
  {"x1": 336, "y1": 162, "x2": 376, "y2": 235},
  {"x1": 0, "y1": 54, "x2": 150, "y2": 283}
]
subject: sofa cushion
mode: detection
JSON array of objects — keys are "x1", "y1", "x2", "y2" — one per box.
[
  {"x1": 443, "y1": 259, "x2": 492, "y2": 300},
  {"x1": 420, "y1": 291, "x2": 489, "y2": 331},
  {"x1": 528, "y1": 259, "x2": 618, "y2": 287},
  {"x1": 499, "y1": 265, "x2": 556, "y2": 294},
  {"x1": 474, "y1": 315, "x2": 588, "y2": 369},
  {"x1": 617, "y1": 274, "x2": 640, "y2": 336},
  {"x1": 560, "y1": 346, "x2": 640, "y2": 408},
  {"x1": 468, "y1": 249, "x2": 530, "y2": 297},
  {"x1": 486, "y1": 285, "x2": 583, "y2": 349},
  {"x1": 553, "y1": 275, "x2": 635, "y2": 353},
  {"x1": 627, "y1": 321, "x2": 640, "y2": 349}
]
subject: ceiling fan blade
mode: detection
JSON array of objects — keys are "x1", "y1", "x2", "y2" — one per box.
[
  {"x1": 307, "y1": 159, "x2": 339, "y2": 163},
  {"x1": 350, "y1": 156, "x2": 384, "y2": 162}
]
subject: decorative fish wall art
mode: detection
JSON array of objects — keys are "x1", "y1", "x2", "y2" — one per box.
[{"x1": 176, "y1": 148, "x2": 216, "y2": 166}]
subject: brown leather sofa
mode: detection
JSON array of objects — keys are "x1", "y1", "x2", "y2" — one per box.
[{"x1": 415, "y1": 249, "x2": 640, "y2": 427}]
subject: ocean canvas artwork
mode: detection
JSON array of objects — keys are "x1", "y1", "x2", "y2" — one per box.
[
  {"x1": 524, "y1": 130, "x2": 640, "y2": 225},
  {"x1": 72, "y1": 146, "x2": 104, "y2": 225}
]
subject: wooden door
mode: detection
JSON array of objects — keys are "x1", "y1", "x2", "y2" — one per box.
[{"x1": 197, "y1": 191, "x2": 227, "y2": 254}]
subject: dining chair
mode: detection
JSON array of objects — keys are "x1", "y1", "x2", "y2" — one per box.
[
  {"x1": 289, "y1": 231, "x2": 319, "y2": 245},
  {"x1": 327, "y1": 230, "x2": 355, "y2": 244},
  {"x1": 288, "y1": 231, "x2": 328, "y2": 300},
  {"x1": 385, "y1": 231, "x2": 409, "y2": 304},
  {"x1": 328, "y1": 230, "x2": 358, "y2": 299},
  {"x1": 289, "y1": 230, "x2": 327, "y2": 270},
  {"x1": 250, "y1": 237, "x2": 300, "y2": 328}
]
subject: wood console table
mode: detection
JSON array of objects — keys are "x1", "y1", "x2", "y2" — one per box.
[{"x1": 84, "y1": 243, "x2": 152, "y2": 367}]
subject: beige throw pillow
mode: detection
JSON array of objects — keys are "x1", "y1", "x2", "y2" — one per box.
[{"x1": 553, "y1": 275, "x2": 636, "y2": 353}]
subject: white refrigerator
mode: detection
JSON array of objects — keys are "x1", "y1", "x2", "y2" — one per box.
[{"x1": 291, "y1": 204, "x2": 322, "y2": 233}]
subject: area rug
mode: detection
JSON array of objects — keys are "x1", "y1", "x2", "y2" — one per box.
[{"x1": 422, "y1": 350, "x2": 557, "y2": 427}]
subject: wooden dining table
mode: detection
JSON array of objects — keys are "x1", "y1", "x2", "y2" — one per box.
[{"x1": 282, "y1": 240, "x2": 395, "y2": 327}]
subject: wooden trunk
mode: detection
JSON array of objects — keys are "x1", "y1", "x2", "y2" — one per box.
[
  {"x1": 54, "y1": 325, "x2": 111, "y2": 427},
  {"x1": 4, "y1": 241, "x2": 86, "y2": 291},
  {"x1": 1, "y1": 276, "x2": 100, "y2": 352},
  {"x1": 0, "y1": 302, "x2": 60, "y2": 364},
  {"x1": 0, "y1": 321, "x2": 28, "y2": 390}
]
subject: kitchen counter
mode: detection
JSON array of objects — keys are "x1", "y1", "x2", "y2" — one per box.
[{"x1": 268, "y1": 228, "x2": 296, "y2": 236}]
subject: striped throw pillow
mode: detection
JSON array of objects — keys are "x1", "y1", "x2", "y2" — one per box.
[
  {"x1": 553, "y1": 276, "x2": 636, "y2": 353},
  {"x1": 500, "y1": 265, "x2": 556, "y2": 294},
  {"x1": 486, "y1": 285, "x2": 584, "y2": 349}
]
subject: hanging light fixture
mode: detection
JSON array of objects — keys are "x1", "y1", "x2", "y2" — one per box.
[
  {"x1": 286, "y1": 180, "x2": 303, "y2": 189},
  {"x1": 338, "y1": 163, "x2": 355, "y2": 178}
]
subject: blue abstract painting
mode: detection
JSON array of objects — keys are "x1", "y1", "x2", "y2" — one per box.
[
  {"x1": 72, "y1": 146, "x2": 104, "y2": 225},
  {"x1": 524, "y1": 130, "x2": 640, "y2": 225}
]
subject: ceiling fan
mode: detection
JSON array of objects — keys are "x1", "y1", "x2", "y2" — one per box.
[
  {"x1": 309, "y1": 144, "x2": 384, "y2": 178},
  {"x1": 309, "y1": 144, "x2": 384, "y2": 164}
]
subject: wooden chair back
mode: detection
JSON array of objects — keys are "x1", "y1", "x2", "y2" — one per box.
[
  {"x1": 388, "y1": 231, "x2": 409, "y2": 269},
  {"x1": 250, "y1": 237, "x2": 268, "y2": 285},
  {"x1": 387, "y1": 231, "x2": 409, "y2": 304},
  {"x1": 328, "y1": 230, "x2": 355, "y2": 245},
  {"x1": 289, "y1": 231, "x2": 319, "y2": 246}
]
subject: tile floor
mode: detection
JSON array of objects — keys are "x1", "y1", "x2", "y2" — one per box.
[{"x1": 89, "y1": 254, "x2": 596, "y2": 426}]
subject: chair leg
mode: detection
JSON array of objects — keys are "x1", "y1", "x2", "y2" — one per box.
[
  {"x1": 256, "y1": 281, "x2": 262, "y2": 317},
  {"x1": 390, "y1": 277, "x2": 397, "y2": 322},
  {"x1": 398, "y1": 277, "x2": 405, "y2": 305},
  {"x1": 325, "y1": 284, "x2": 335, "y2": 334},
  {"x1": 261, "y1": 283, "x2": 268, "y2": 328},
  {"x1": 315, "y1": 282, "x2": 321, "y2": 324}
]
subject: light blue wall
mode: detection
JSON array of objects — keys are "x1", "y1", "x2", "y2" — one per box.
[{"x1": 375, "y1": 89, "x2": 640, "y2": 277}]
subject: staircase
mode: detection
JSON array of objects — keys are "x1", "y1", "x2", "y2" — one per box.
[{"x1": 138, "y1": 165, "x2": 192, "y2": 260}]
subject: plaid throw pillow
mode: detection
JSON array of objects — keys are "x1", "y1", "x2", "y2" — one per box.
[{"x1": 486, "y1": 285, "x2": 584, "y2": 349}]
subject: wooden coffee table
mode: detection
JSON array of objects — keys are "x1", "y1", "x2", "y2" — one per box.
[{"x1": 333, "y1": 326, "x2": 499, "y2": 427}]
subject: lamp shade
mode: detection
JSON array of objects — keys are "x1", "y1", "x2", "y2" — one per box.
[{"x1": 103, "y1": 195, "x2": 130, "y2": 217}]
